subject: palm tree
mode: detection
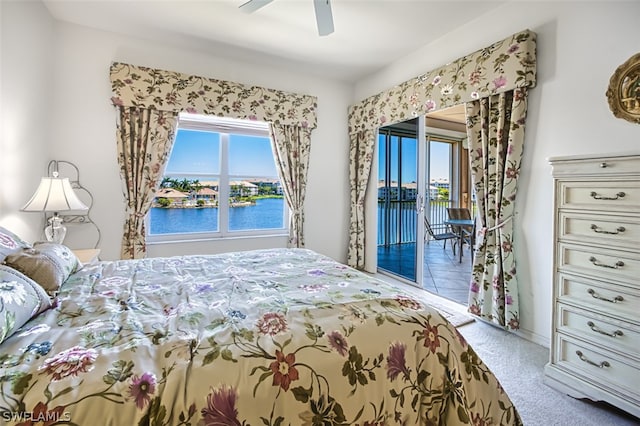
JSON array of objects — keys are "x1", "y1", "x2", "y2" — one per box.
[
  {"x1": 160, "y1": 177, "x2": 175, "y2": 188},
  {"x1": 191, "y1": 179, "x2": 203, "y2": 195},
  {"x1": 177, "y1": 178, "x2": 191, "y2": 193}
]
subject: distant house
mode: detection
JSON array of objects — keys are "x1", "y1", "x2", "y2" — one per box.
[
  {"x1": 429, "y1": 178, "x2": 450, "y2": 200},
  {"x1": 200, "y1": 180, "x2": 219, "y2": 191},
  {"x1": 402, "y1": 182, "x2": 417, "y2": 200},
  {"x1": 230, "y1": 180, "x2": 258, "y2": 196},
  {"x1": 430, "y1": 178, "x2": 450, "y2": 190},
  {"x1": 247, "y1": 178, "x2": 283, "y2": 195},
  {"x1": 155, "y1": 188, "x2": 188, "y2": 206},
  {"x1": 377, "y1": 180, "x2": 398, "y2": 200},
  {"x1": 196, "y1": 187, "x2": 218, "y2": 203},
  {"x1": 429, "y1": 185, "x2": 440, "y2": 200},
  {"x1": 196, "y1": 179, "x2": 280, "y2": 197},
  {"x1": 377, "y1": 180, "x2": 418, "y2": 201}
]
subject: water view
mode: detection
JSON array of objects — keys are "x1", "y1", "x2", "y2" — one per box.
[{"x1": 150, "y1": 198, "x2": 285, "y2": 234}]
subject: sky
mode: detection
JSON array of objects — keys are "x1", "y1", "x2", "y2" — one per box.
[
  {"x1": 429, "y1": 142, "x2": 451, "y2": 180},
  {"x1": 167, "y1": 128, "x2": 449, "y2": 183},
  {"x1": 377, "y1": 135, "x2": 450, "y2": 184},
  {"x1": 165, "y1": 129, "x2": 278, "y2": 178}
]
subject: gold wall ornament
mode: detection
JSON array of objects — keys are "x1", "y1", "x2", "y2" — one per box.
[{"x1": 606, "y1": 53, "x2": 640, "y2": 124}]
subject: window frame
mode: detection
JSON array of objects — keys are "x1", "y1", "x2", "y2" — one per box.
[{"x1": 146, "y1": 113, "x2": 289, "y2": 244}]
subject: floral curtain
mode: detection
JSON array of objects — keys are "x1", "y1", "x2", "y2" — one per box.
[
  {"x1": 114, "y1": 107, "x2": 178, "y2": 259},
  {"x1": 110, "y1": 63, "x2": 317, "y2": 256},
  {"x1": 270, "y1": 124, "x2": 313, "y2": 247},
  {"x1": 347, "y1": 29, "x2": 537, "y2": 271},
  {"x1": 465, "y1": 88, "x2": 528, "y2": 329},
  {"x1": 347, "y1": 129, "x2": 375, "y2": 268}
]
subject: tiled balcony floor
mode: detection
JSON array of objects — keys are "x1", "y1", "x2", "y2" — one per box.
[{"x1": 377, "y1": 239, "x2": 472, "y2": 306}]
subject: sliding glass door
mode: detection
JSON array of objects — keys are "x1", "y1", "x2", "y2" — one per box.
[{"x1": 377, "y1": 118, "x2": 425, "y2": 285}]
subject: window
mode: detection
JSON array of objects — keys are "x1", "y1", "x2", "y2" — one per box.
[{"x1": 147, "y1": 113, "x2": 288, "y2": 242}]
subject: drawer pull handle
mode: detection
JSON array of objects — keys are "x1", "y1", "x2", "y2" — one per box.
[
  {"x1": 587, "y1": 288, "x2": 624, "y2": 303},
  {"x1": 588, "y1": 256, "x2": 624, "y2": 269},
  {"x1": 590, "y1": 224, "x2": 626, "y2": 235},
  {"x1": 587, "y1": 321, "x2": 624, "y2": 338},
  {"x1": 576, "y1": 350, "x2": 610, "y2": 368},
  {"x1": 599, "y1": 162, "x2": 608, "y2": 168},
  {"x1": 590, "y1": 191, "x2": 625, "y2": 200}
]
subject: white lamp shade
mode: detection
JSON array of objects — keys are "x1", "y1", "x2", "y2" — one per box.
[{"x1": 22, "y1": 177, "x2": 89, "y2": 212}]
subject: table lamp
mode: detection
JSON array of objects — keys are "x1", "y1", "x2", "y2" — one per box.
[{"x1": 22, "y1": 171, "x2": 89, "y2": 244}]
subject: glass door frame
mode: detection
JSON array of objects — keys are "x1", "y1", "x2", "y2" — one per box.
[
  {"x1": 375, "y1": 116, "x2": 426, "y2": 288},
  {"x1": 415, "y1": 118, "x2": 426, "y2": 287}
]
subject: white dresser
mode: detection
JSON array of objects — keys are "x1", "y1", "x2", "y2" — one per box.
[{"x1": 544, "y1": 152, "x2": 640, "y2": 418}]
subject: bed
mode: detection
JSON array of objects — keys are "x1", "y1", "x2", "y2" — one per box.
[{"x1": 1, "y1": 228, "x2": 522, "y2": 425}]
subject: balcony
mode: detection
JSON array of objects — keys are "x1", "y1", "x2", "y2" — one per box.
[{"x1": 377, "y1": 199, "x2": 473, "y2": 305}]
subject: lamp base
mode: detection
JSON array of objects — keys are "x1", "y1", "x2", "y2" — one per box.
[{"x1": 45, "y1": 215, "x2": 67, "y2": 244}]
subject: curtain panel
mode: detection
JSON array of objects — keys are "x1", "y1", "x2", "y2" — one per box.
[
  {"x1": 110, "y1": 63, "x2": 318, "y2": 256},
  {"x1": 270, "y1": 124, "x2": 313, "y2": 247},
  {"x1": 465, "y1": 88, "x2": 528, "y2": 330},
  {"x1": 346, "y1": 29, "x2": 537, "y2": 270},
  {"x1": 347, "y1": 129, "x2": 375, "y2": 267},
  {"x1": 115, "y1": 107, "x2": 178, "y2": 259}
]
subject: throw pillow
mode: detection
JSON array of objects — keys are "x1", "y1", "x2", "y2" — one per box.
[
  {"x1": 0, "y1": 265, "x2": 52, "y2": 344},
  {"x1": 4, "y1": 243, "x2": 81, "y2": 296}
]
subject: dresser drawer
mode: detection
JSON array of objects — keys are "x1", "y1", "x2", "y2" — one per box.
[
  {"x1": 557, "y1": 243, "x2": 640, "y2": 285},
  {"x1": 550, "y1": 154, "x2": 640, "y2": 178},
  {"x1": 557, "y1": 304, "x2": 640, "y2": 361},
  {"x1": 555, "y1": 336, "x2": 640, "y2": 397},
  {"x1": 557, "y1": 273, "x2": 640, "y2": 320},
  {"x1": 557, "y1": 180, "x2": 640, "y2": 213},
  {"x1": 558, "y1": 212, "x2": 640, "y2": 251}
]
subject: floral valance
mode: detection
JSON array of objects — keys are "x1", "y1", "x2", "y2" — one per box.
[
  {"x1": 110, "y1": 62, "x2": 318, "y2": 129},
  {"x1": 348, "y1": 29, "x2": 536, "y2": 133}
]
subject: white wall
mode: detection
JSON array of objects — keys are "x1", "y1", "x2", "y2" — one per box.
[
  {"x1": 0, "y1": 1, "x2": 54, "y2": 239},
  {"x1": 45, "y1": 21, "x2": 352, "y2": 262},
  {"x1": 354, "y1": 1, "x2": 640, "y2": 346}
]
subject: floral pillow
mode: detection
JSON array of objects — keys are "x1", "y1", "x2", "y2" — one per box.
[
  {"x1": 0, "y1": 226, "x2": 32, "y2": 263},
  {"x1": 0, "y1": 265, "x2": 52, "y2": 344},
  {"x1": 4, "y1": 242, "x2": 81, "y2": 297}
]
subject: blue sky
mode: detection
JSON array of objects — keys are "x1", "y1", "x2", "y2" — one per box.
[
  {"x1": 377, "y1": 135, "x2": 450, "y2": 183},
  {"x1": 429, "y1": 142, "x2": 451, "y2": 180},
  {"x1": 165, "y1": 130, "x2": 277, "y2": 178},
  {"x1": 167, "y1": 129, "x2": 449, "y2": 183}
]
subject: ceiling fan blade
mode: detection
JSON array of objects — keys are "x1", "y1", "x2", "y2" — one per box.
[
  {"x1": 239, "y1": 0, "x2": 274, "y2": 14},
  {"x1": 313, "y1": 0, "x2": 334, "y2": 36}
]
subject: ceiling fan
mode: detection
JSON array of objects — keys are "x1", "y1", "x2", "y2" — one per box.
[{"x1": 239, "y1": 0, "x2": 334, "y2": 36}]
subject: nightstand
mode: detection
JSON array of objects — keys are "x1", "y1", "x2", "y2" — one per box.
[{"x1": 72, "y1": 248, "x2": 101, "y2": 264}]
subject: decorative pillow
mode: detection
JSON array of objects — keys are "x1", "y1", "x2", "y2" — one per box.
[
  {"x1": 4, "y1": 243, "x2": 81, "y2": 296},
  {"x1": 0, "y1": 265, "x2": 52, "y2": 344},
  {"x1": 0, "y1": 226, "x2": 32, "y2": 263}
]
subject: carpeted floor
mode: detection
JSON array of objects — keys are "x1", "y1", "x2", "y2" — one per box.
[{"x1": 458, "y1": 320, "x2": 639, "y2": 425}]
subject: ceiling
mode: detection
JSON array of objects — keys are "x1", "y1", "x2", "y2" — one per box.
[
  {"x1": 42, "y1": 0, "x2": 505, "y2": 83},
  {"x1": 427, "y1": 105, "x2": 466, "y2": 124}
]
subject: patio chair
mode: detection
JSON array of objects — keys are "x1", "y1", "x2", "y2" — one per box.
[
  {"x1": 447, "y1": 207, "x2": 475, "y2": 255},
  {"x1": 424, "y1": 217, "x2": 457, "y2": 255}
]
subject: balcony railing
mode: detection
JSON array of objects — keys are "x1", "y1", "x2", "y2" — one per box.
[{"x1": 378, "y1": 199, "x2": 455, "y2": 246}]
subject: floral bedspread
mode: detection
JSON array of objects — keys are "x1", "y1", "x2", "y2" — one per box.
[{"x1": 0, "y1": 248, "x2": 522, "y2": 425}]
